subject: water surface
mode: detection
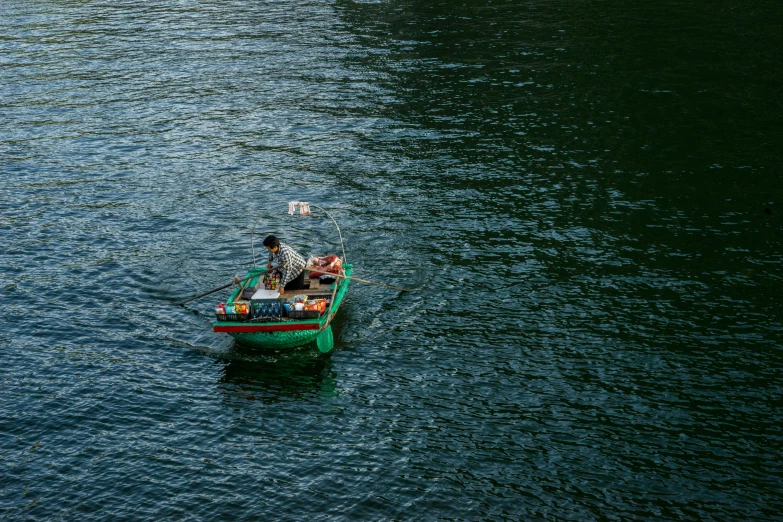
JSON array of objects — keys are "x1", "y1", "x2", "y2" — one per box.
[{"x1": 1, "y1": 0, "x2": 781, "y2": 520}]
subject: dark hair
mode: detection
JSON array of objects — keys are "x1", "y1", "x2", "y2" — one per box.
[{"x1": 263, "y1": 235, "x2": 280, "y2": 248}]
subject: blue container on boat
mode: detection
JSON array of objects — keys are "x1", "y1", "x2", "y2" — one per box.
[{"x1": 251, "y1": 299, "x2": 284, "y2": 321}]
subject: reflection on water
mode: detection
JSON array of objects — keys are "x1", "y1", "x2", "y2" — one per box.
[{"x1": 218, "y1": 347, "x2": 337, "y2": 404}]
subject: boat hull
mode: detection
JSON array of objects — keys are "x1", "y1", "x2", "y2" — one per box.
[{"x1": 229, "y1": 328, "x2": 321, "y2": 350}]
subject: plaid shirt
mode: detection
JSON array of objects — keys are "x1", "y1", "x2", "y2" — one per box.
[{"x1": 268, "y1": 243, "x2": 306, "y2": 287}]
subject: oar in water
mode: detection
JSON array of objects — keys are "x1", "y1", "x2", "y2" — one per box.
[
  {"x1": 176, "y1": 274, "x2": 256, "y2": 306},
  {"x1": 178, "y1": 266, "x2": 414, "y2": 306}
]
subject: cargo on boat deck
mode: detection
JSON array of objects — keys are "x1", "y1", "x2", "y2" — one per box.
[
  {"x1": 215, "y1": 301, "x2": 251, "y2": 322},
  {"x1": 215, "y1": 292, "x2": 333, "y2": 323}
]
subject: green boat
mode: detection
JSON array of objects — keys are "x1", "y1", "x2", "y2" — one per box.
[
  {"x1": 213, "y1": 264, "x2": 351, "y2": 353},
  {"x1": 212, "y1": 201, "x2": 351, "y2": 353}
]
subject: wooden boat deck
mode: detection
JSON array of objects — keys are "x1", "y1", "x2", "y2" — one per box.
[{"x1": 278, "y1": 286, "x2": 335, "y2": 298}]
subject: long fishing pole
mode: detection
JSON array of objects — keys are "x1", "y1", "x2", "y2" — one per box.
[{"x1": 315, "y1": 269, "x2": 413, "y2": 292}]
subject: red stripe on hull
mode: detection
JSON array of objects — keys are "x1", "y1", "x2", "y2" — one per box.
[{"x1": 214, "y1": 322, "x2": 320, "y2": 333}]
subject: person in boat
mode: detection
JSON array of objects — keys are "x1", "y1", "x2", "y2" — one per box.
[{"x1": 263, "y1": 235, "x2": 307, "y2": 291}]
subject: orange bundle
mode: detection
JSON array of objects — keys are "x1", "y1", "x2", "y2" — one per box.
[{"x1": 304, "y1": 299, "x2": 327, "y2": 314}]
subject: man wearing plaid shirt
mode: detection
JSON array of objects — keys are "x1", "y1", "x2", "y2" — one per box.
[{"x1": 263, "y1": 235, "x2": 307, "y2": 290}]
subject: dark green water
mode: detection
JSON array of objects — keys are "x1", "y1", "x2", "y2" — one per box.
[{"x1": 2, "y1": 1, "x2": 781, "y2": 519}]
